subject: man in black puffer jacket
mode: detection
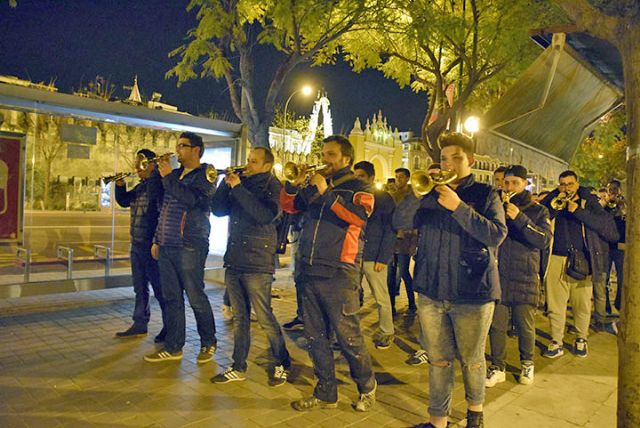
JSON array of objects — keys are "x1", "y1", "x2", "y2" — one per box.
[
  {"x1": 485, "y1": 165, "x2": 551, "y2": 389},
  {"x1": 412, "y1": 133, "x2": 507, "y2": 428},
  {"x1": 114, "y1": 149, "x2": 167, "y2": 341},
  {"x1": 281, "y1": 136, "x2": 377, "y2": 413},
  {"x1": 209, "y1": 147, "x2": 291, "y2": 387}
]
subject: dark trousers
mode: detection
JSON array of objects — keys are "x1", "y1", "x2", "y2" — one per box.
[
  {"x1": 300, "y1": 269, "x2": 376, "y2": 402},
  {"x1": 158, "y1": 245, "x2": 216, "y2": 353},
  {"x1": 225, "y1": 270, "x2": 290, "y2": 372},
  {"x1": 489, "y1": 303, "x2": 536, "y2": 369},
  {"x1": 606, "y1": 248, "x2": 624, "y2": 312},
  {"x1": 131, "y1": 243, "x2": 167, "y2": 330},
  {"x1": 387, "y1": 253, "x2": 416, "y2": 311}
]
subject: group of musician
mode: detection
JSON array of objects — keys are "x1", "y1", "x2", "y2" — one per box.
[{"x1": 112, "y1": 131, "x2": 625, "y2": 428}]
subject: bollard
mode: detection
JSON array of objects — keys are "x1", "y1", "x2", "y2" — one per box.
[
  {"x1": 57, "y1": 246, "x2": 74, "y2": 280},
  {"x1": 94, "y1": 245, "x2": 112, "y2": 277},
  {"x1": 17, "y1": 247, "x2": 31, "y2": 283}
]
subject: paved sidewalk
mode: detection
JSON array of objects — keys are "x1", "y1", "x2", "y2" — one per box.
[{"x1": 0, "y1": 269, "x2": 617, "y2": 427}]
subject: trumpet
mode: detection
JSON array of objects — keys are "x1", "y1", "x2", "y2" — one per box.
[
  {"x1": 502, "y1": 191, "x2": 517, "y2": 204},
  {"x1": 550, "y1": 191, "x2": 575, "y2": 210},
  {"x1": 410, "y1": 170, "x2": 458, "y2": 196},
  {"x1": 137, "y1": 152, "x2": 175, "y2": 170},
  {"x1": 102, "y1": 172, "x2": 134, "y2": 185},
  {"x1": 283, "y1": 162, "x2": 328, "y2": 183},
  {"x1": 204, "y1": 165, "x2": 246, "y2": 183}
]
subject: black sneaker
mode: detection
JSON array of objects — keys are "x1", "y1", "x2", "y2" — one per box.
[
  {"x1": 574, "y1": 338, "x2": 588, "y2": 357},
  {"x1": 283, "y1": 317, "x2": 304, "y2": 331},
  {"x1": 197, "y1": 345, "x2": 216, "y2": 364},
  {"x1": 211, "y1": 367, "x2": 246, "y2": 384},
  {"x1": 115, "y1": 326, "x2": 147, "y2": 338},
  {"x1": 467, "y1": 409, "x2": 484, "y2": 428},
  {"x1": 154, "y1": 328, "x2": 167, "y2": 343},
  {"x1": 374, "y1": 334, "x2": 394, "y2": 350},
  {"x1": 268, "y1": 365, "x2": 288, "y2": 387},
  {"x1": 143, "y1": 349, "x2": 183, "y2": 363},
  {"x1": 405, "y1": 349, "x2": 429, "y2": 366}
]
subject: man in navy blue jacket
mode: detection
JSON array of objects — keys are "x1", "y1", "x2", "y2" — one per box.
[
  {"x1": 209, "y1": 147, "x2": 290, "y2": 386},
  {"x1": 413, "y1": 133, "x2": 507, "y2": 428},
  {"x1": 114, "y1": 149, "x2": 166, "y2": 341},
  {"x1": 144, "y1": 132, "x2": 217, "y2": 365},
  {"x1": 354, "y1": 161, "x2": 396, "y2": 349},
  {"x1": 281, "y1": 136, "x2": 377, "y2": 413}
]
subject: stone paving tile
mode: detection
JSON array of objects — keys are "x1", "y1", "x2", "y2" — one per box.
[{"x1": 0, "y1": 269, "x2": 619, "y2": 427}]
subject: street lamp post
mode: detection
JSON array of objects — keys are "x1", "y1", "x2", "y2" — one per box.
[{"x1": 282, "y1": 85, "x2": 313, "y2": 154}]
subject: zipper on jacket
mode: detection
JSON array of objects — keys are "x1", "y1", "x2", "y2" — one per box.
[
  {"x1": 309, "y1": 200, "x2": 326, "y2": 265},
  {"x1": 526, "y1": 224, "x2": 546, "y2": 237}
]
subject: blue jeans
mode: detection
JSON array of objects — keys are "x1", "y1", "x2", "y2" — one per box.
[
  {"x1": 225, "y1": 270, "x2": 290, "y2": 372},
  {"x1": 416, "y1": 294, "x2": 495, "y2": 417},
  {"x1": 607, "y1": 247, "x2": 624, "y2": 311},
  {"x1": 387, "y1": 253, "x2": 416, "y2": 311},
  {"x1": 300, "y1": 269, "x2": 376, "y2": 403},
  {"x1": 158, "y1": 245, "x2": 216, "y2": 353},
  {"x1": 131, "y1": 243, "x2": 166, "y2": 330}
]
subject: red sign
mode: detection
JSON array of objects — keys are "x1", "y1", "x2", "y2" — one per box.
[{"x1": 0, "y1": 133, "x2": 24, "y2": 243}]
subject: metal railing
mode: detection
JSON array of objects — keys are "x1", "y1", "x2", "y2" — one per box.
[
  {"x1": 94, "y1": 245, "x2": 112, "y2": 277},
  {"x1": 16, "y1": 247, "x2": 31, "y2": 283},
  {"x1": 56, "y1": 246, "x2": 74, "y2": 280}
]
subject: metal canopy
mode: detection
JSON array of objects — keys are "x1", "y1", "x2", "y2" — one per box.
[
  {"x1": 482, "y1": 33, "x2": 623, "y2": 164},
  {"x1": 0, "y1": 83, "x2": 242, "y2": 142}
]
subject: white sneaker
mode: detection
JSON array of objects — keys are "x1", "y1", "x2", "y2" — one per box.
[
  {"x1": 519, "y1": 364, "x2": 534, "y2": 385},
  {"x1": 485, "y1": 366, "x2": 506, "y2": 387}
]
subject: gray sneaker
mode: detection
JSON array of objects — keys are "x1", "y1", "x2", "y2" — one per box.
[
  {"x1": 291, "y1": 396, "x2": 338, "y2": 411},
  {"x1": 196, "y1": 345, "x2": 216, "y2": 364},
  {"x1": 353, "y1": 381, "x2": 376, "y2": 412},
  {"x1": 143, "y1": 349, "x2": 183, "y2": 363}
]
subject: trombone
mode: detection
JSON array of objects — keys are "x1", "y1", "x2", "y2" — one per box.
[
  {"x1": 283, "y1": 162, "x2": 328, "y2": 184},
  {"x1": 410, "y1": 170, "x2": 458, "y2": 196},
  {"x1": 550, "y1": 191, "x2": 575, "y2": 210},
  {"x1": 204, "y1": 164, "x2": 246, "y2": 183},
  {"x1": 102, "y1": 172, "x2": 135, "y2": 185}
]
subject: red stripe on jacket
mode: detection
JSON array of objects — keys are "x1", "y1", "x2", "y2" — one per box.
[
  {"x1": 354, "y1": 191, "x2": 374, "y2": 217},
  {"x1": 340, "y1": 224, "x2": 362, "y2": 264},
  {"x1": 280, "y1": 188, "x2": 300, "y2": 214}
]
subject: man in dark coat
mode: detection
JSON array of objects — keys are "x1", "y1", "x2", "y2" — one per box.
[{"x1": 485, "y1": 165, "x2": 551, "y2": 388}]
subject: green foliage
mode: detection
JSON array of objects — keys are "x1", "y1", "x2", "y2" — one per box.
[
  {"x1": 571, "y1": 108, "x2": 627, "y2": 188},
  {"x1": 342, "y1": 0, "x2": 566, "y2": 149}
]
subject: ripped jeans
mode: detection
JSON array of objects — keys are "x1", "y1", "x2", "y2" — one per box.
[
  {"x1": 416, "y1": 294, "x2": 495, "y2": 417},
  {"x1": 300, "y1": 269, "x2": 376, "y2": 403}
]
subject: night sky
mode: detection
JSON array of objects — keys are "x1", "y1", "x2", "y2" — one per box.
[{"x1": 0, "y1": 0, "x2": 427, "y2": 135}]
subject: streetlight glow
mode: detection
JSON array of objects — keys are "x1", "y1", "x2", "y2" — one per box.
[
  {"x1": 301, "y1": 85, "x2": 313, "y2": 96},
  {"x1": 464, "y1": 116, "x2": 480, "y2": 134}
]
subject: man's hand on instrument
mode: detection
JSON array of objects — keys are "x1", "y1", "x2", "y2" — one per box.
[
  {"x1": 225, "y1": 172, "x2": 241, "y2": 188},
  {"x1": 309, "y1": 173, "x2": 328, "y2": 195},
  {"x1": 157, "y1": 159, "x2": 172, "y2": 177},
  {"x1": 505, "y1": 203, "x2": 520, "y2": 220},
  {"x1": 435, "y1": 185, "x2": 461, "y2": 212}
]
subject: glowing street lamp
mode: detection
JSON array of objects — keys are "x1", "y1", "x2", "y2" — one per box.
[
  {"x1": 464, "y1": 116, "x2": 480, "y2": 135},
  {"x1": 283, "y1": 85, "x2": 314, "y2": 146}
]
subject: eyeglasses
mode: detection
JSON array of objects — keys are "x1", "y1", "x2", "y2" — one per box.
[{"x1": 177, "y1": 143, "x2": 194, "y2": 149}]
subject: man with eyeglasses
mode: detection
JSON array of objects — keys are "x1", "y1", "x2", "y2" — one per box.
[
  {"x1": 539, "y1": 171, "x2": 618, "y2": 359},
  {"x1": 144, "y1": 132, "x2": 218, "y2": 364}
]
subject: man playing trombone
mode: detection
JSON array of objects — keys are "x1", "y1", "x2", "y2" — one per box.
[
  {"x1": 114, "y1": 149, "x2": 167, "y2": 341},
  {"x1": 209, "y1": 147, "x2": 291, "y2": 386}
]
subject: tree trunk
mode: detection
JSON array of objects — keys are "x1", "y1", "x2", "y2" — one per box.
[
  {"x1": 247, "y1": 119, "x2": 271, "y2": 148},
  {"x1": 618, "y1": 28, "x2": 640, "y2": 428},
  {"x1": 43, "y1": 160, "x2": 51, "y2": 210}
]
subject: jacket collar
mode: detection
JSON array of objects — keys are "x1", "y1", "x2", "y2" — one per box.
[
  {"x1": 510, "y1": 190, "x2": 532, "y2": 206},
  {"x1": 242, "y1": 171, "x2": 272, "y2": 185},
  {"x1": 454, "y1": 173, "x2": 475, "y2": 190}
]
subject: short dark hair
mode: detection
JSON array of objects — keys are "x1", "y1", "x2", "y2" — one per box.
[
  {"x1": 438, "y1": 132, "x2": 475, "y2": 157},
  {"x1": 395, "y1": 167, "x2": 410, "y2": 177},
  {"x1": 253, "y1": 146, "x2": 274, "y2": 165},
  {"x1": 137, "y1": 148, "x2": 156, "y2": 160},
  {"x1": 179, "y1": 132, "x2": 204, "y2": 158},
  {"x1": 494, "y1": 166, "x2": 507, "y2": 174},
  {"x1": 323, "y1": 135, "x2": 354, "y2": 166},
  {"x1": 598, "y1": 187, "x2": 608, "y2": 193},
  {"x1": 608, "y1": 179, "x2": 621, "y2": 187},
  {"x1": 354, "y1": 161, "x2": 375, "y2": 178},
  {"x1": 427, "y1": 163, "x2": 441, "y2": 171},
  {"x1": 559, "y1": 170, "x2": 578, "y2": 180}
]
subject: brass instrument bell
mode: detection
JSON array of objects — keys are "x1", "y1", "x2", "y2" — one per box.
[
  {"x1": 410, "y1": 170, "x2": 458, "y2": 196},
  {"x1": 283, "y1": 162, "x2": 327, "y2": 183},
  {"x1": 550, "y1": 191, "x2": 575, "y2": 210},
  {"x1": 138, "y1": 152, "x2": 175, "y2": 170},
  {"x1": 204, "y1": 164, "x2": 246, "y2": 183}
]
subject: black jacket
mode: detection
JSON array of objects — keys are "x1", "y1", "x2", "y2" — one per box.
[
  {"x1": 280, "y1": 167, "x2": 374, "y2": 274},
  {"x1": 498, "y1": 191, "x2": 552, "y2": 305},
  {"x1": 211, "y1": 172, "x2": 281, "y2": 274},
  {"x1": 115, "y1": 172, "x2": 163, "y2": 246},
  {"x1": 363, "y1": 190, "x2": 396, "y2": 264},
  {"x1": 540, "y1": 187, "x2": 619, "y2": 278},
  {"x1": 413, "y1": 174, "x2": 507, "y2": 303}
]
